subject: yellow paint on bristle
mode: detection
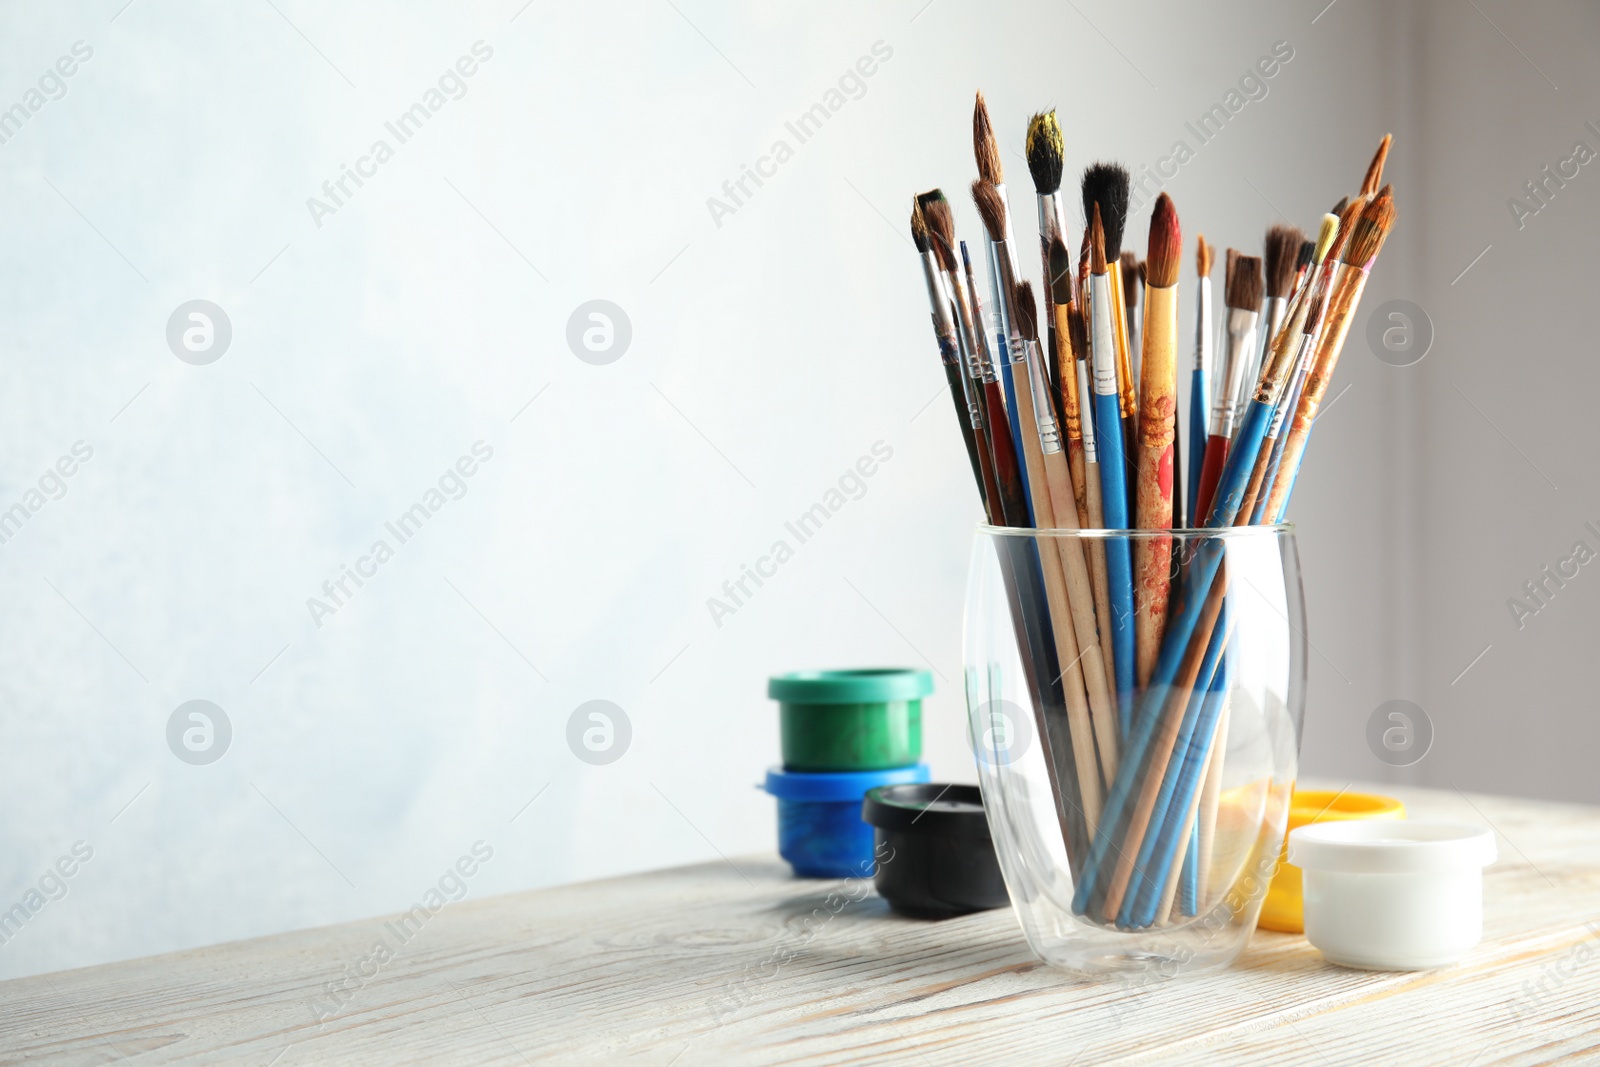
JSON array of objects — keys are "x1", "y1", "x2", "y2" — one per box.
[
  {"x1": 1026, "y1": 112, "x2": 1062, "y2": 167},
  {"x1": 1313, "y1": 213, "x2": 1340, "y2": 265}
]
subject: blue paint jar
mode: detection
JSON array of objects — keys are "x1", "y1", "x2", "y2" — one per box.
[{"x1": 764, "y1": 764, "x2": 930, "y2": 879}]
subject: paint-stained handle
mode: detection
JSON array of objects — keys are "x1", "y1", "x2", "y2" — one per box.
[{"x1": 1193, "y1": 435, "x2": 1228, "y2": 529}]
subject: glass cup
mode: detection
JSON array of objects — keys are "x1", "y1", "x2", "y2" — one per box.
[{"x1": 964, "y1": 525, "x2": 1305, "y2": 977}]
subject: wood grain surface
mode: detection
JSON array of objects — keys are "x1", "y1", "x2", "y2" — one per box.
[{"x1": 2, "y1": 782, "x2": 1597, "y2": 1065}]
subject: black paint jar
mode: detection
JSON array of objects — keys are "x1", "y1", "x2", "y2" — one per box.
[{"x1": 862, "y1": 783, "x2": 1009, "y2": 919}]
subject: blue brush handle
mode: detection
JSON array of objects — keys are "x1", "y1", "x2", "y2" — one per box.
[
  {"x1": 1091, "y1": 388, "x2": 1135, "y2": 730},
  {"x1": 1128, "y1": 635, "x2": 1232, "y2": 927},
  {"x1": 1072, "y1": 400, "x2": 1269, "y2": 916},
  {"x1": 1071, "y1": 541, "x2": 1223, "y2": 916},
  {"x1": 1250, "y1": 375, "x2": 1305, "y2": 524},
  {"x1": 1274, "y1": 422, "x2": 1313, "y2": 522},
  {"x1": 1180, "y1": 817, "x2": 1199, "y2": 915},
  {"x1": 1204, "y1": 400, "x2": 1273, "y2": 528},
  {"x1": 1186, "y1": 367, "x2": 1207, "y2": 528},
  {"x1": 1120, "y1": 615, "x2": 1229, "y2": 927}
]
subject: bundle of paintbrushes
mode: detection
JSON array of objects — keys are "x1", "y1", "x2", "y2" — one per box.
[{"x1": 910, "y1": 94, "x2": 1395, "y2": 929}]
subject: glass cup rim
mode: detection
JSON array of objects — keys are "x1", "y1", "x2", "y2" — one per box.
[{"x1": 977, "y1": 523, "x2": 1295, "y2": 540}]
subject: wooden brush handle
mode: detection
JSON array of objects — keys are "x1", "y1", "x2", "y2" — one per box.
[
  {"x1": 1262, "y1": 268, "x2": 1368, "y2": 521},
  {"x1": 1043, "y1": 449, "x2": 1119, "y2": 789},
  {"x1": 1100, "y1": 572, "x2": 1227, "y2": 922},
  {"x1": 1014, "y1": 359, "x2": 1103, "y2": 840},
  {"x1": 1082, "y1": 462, "x2": 1119, "y2": 735},
  {"x1": 1133, "y1": 285, "x2": 1179, "y2": 689}
]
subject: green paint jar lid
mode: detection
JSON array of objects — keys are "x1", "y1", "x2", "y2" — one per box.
[{"x1": 767, "y1": 668, "x2": 934, "y2": 705}]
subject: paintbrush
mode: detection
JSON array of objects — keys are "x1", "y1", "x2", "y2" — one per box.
[
  {"x1": 1191, "y1": 254, "x2": 1262, "y2": 521},
  {"x1": 1085, "y1": 204, "x2": 1137, "y2": 730},
  {"x1": 1251, "y1": 224, "x2": 1304, "y2": 400},
  {"x1": 930, "y1": 198, "x2": 1079, "y2": 862},
  {"x1": 1070, "y1": 268, "x2": 1120, "y2": 724},
  {"x1": 966, "y1": 103, "x2": 1030, "y2": 518},
  {"x1": 922, "y1": 192, "x2": 1030, "y2": 528},
  {"x1": 1027, "y1": 111, "x2": 1071, "y2": 413},
  {"x1": 1249, "y1": 215, "x2": 1342, "y2": 524},
  {"x1": 1186, "y1": 236, "x2": 1213, "y2": 528},
  {"x1": 911, "y1": 196, "x2": 989, "y2": 509},
  {"x1": 1102, "y1": 264, "x2": 1329, "y2": 919},
  {"x1": 1265, "y1": 186, "x2": 1396, "y2": 520},
  {"x1": 1132, "y1": 193, "x2": 1181, "y2": 689},
  {"x1": 1014, "y1": 281, "x2": 1117, "y2": 822},
  {"x1": 1120, "y1": 237, "x2": 1311, "y2": 923},
  {"x1": 1361, "y1": 133, "x2": 1392, "y2": 197},
  {"x1": 1082, "y1": 164, "x2": 1138, "y2": 461},
  {"x1": 1077, "y1": 246, "x2": 1294, "y2": 919},
  {"x1": 1036, "y1": 262, "x2": 1124, "y2": 786},
  {"x1": 1121, "y1": 250, "x2": 1142, "y2": 391},
  {"x1": 1124, "y1": 235, "x2": 1355, "y2": 924},
  {"x1": 1049, "y1": 238, "x2": 1088, "y2": 524},
  {"x1": 1290, "y1": 237, "x2": 1315, "y2": 303},
  {"x1": 972, "y1": 172, "x2": 1040, "y2": 524},
  {"x1": 974, "y1": 93, "x2": 1023, "y2": 416}
]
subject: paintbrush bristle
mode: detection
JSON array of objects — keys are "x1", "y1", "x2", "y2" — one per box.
[
  {"x1": 1196, "y1": 234, "x2": 1213, "y2": 278},
  {"x1": 970, "y1": 179, "x2": 1007, "y2": 243},
  {"x1": 1025, "y1": 111, "x2": 1063, "y2": 196},
  {"x1": 1302, "y1": 279, "x2": 1330, "y2": 335},
  {"x1": 1138, "y1": 261, "x2": 1147, "y2": 286},
  {"x1": 1225, "y1": 248, "x2": 1240, "y2": 292},
  {"x1": 1343, "y1": 184, "x2": 1396, "y2": 268},
  {"x1": 910, "y1": 198, "x2": 929, "y2": 254},
  {"x1": 1048, "y1": 236, "x2": 1074, "y2": 306},
  {"x1": 1337, "y1": 197, "x2": 1364, "y2": 246},
  {"x1": 1089, "y1": 204, "x2": 1108, "y2": 275},
  {"x1": 1068, "y1": 299, "x2": 1089, "y2": 362},
  {"x1": 1313, "y1": 213, "x2": 1340, "y2": 265},
  {"x1": 1145, "y1": 192, "x2": 1181, "y2": 288},
  {"x1": 1296, "y1": 239, "x2": 1315, "y2": 271},
  {"x1": 1080, "y1": 163, "x2": 1130, "y2": 259},
  {"x1": 1119, "y1": 251, "x2": 1140, "y2": 307},
  {"x1": 973, "y1": 91, "x2": 1003, "y2": 185},
  {"x1": 1331, "y1": 195, "x2": 1350, "y2": 218},
  {"x1": 1226, "y1": 255, "x2": 1263, "y2": 312},
  {"x1": 1361, "y1": 134, "x2": 1392, "y2": 197},
  {"x1": 1264, "y1": 224, "x2": 1304, "y2": 299},
  {"x1": 1013, "y1": 280, "x2": 1038, "y2": 341},
  {"x1": 919, "y1": 190, "x2": 958, "y2": 273}
]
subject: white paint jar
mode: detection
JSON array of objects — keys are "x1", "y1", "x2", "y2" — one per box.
[{"x1": 1286, "y1": 819, "x2": 1496, "y2": 970}]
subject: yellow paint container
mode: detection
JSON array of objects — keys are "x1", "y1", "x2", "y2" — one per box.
[{"x1": 1258, "y1": 789, "x2": 1405, "y2": 933}]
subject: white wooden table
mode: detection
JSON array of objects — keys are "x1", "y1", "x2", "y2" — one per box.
[{"x1": 3, "y1": 783, "x2": 1598, "y2": 1065}]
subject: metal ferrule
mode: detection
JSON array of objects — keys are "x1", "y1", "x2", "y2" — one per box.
[
  {"x1": 1088, "y1": 272, "x2": 1119, "y2": 398},
  {"x1": 1213, "y1": 307, "x2": 1259, "y2": 438},
  {"x1": 1035, "y1": 191, "x2": 1068, "y2": 285},
  {"x1": 1193, "y1": 276, "x2": 1212, "y2": 374},
  {"x1": 949, "y1": 261, "x2": 997, "y2": 385},
  {"x1": 1025, "y1": 339, "x2": 1064, "y2": 455},
  {"x1": 1076, "y1": 354, "x2": 1098, "y2": 463},
  {"x1": 919, "y1": 252, "x2": 959, "y2": 366},
  {"x1": 983, "y1": 240, "x2": 1015, "y2": 368},
  {"x1": 990, "y1": 236, "x2": 1024, "y2": 366},
  {"x1": 942, "y1": 274, "x2": 987, "y2": 432},
  {"x1": 996, "y1": 183, "x2": 1022, "y2": 277}
]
